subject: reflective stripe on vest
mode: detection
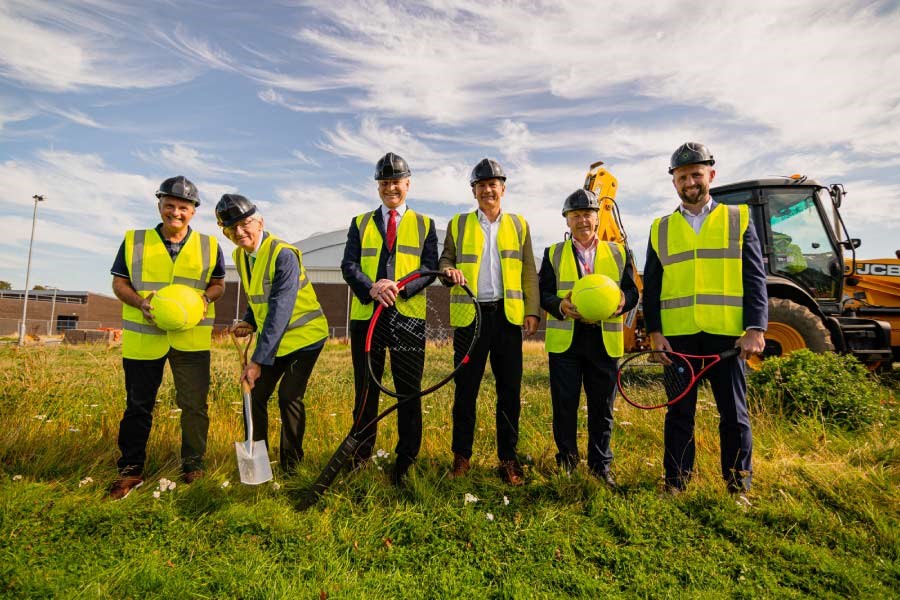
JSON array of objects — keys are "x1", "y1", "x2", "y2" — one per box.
[
  {"x1": 121, "y1": 229, "x2": 217, "y2": 359},
  {"x1": 449, "y1": 212, "x2": 527, "y2": 327},
  {"x1": 544, "y1": 239, "x2": 625, "y2": 356},
  {"x1": 235, "y1": 234, "x2": 328, "y2": 357},
  {"x1": 650, "y1": 204, "x2": 748, "y2": 336},
  {"x1": 350, "y1": 209, "x2": 431, "y2": 321}
]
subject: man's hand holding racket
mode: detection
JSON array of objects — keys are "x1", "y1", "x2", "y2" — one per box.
[
  {"x1": 737, "y1": 329, "x2": 765, "y2": 359},
  {"x1": 369, "y1": 278, "x2": 400, "y2": 307}
]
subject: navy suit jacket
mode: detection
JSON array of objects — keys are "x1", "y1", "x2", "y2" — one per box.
[
  {"x1": 642, "y1": 206, "x2": 768, "y2": 335},
  {"x1": 341, "y1": 206, "x2": 439, "y2": 305}
]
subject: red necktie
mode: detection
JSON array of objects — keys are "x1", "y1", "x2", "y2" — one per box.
[{"x1": 386, "y1": 209, "x2": 397, "y2": 251}]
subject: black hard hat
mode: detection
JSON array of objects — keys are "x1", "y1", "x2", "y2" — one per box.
[
  {"x1": 562, "y1": 189, "x2": 600, "y2": 216},
  {"x1": 374, "y1": 152, "x2": 411, "y2": 180},
  {"x1": 668, "y1": 142, "x2": 715, "y2": 174},
  {"x1": 469, "y1": 158, "x2": 507, "y2": 187},
  {"x1": 215, "y1": 194, "x2": 258, "y2": 227},
  {"x1": 156, "y1": 175, "x2": 200, "y2": 206}
]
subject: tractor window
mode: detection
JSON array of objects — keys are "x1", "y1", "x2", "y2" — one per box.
[{"x1": 766, "y1": 190, "x2": 839, "y2": 299}]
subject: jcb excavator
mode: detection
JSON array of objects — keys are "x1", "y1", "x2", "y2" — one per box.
[{"x1": 583, "y1": 163, "x2": 897, "y2": 368}]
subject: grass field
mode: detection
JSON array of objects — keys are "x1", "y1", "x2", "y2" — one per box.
[{"x1": 1, "y1": 340, "x2": 898, "y2": 598}]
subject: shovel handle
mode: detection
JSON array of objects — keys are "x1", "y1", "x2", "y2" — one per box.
[
  {"x1": 298, "y1": 433, "x2": 360, "y2": 510},
  {"x1": 230, "y1": 331, "x2": 254, "y2": 370}
]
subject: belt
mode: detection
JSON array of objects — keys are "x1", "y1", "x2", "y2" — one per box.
[{"x1": 477, "y1": 300, "x2": 504, "y2": 312}]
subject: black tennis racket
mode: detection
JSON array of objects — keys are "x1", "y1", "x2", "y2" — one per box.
[
  {"x1": 616, "y1": 347, "x2": 741, "y2": 410},
  {"x1": 299, "y1": 270, "x2": 481, "y2": 508}
]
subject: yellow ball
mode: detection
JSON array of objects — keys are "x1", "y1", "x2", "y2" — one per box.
[
  {"x1": 571, "y1": 274, "x2": 621, "y2": 321},
  {"x1": 150, "y1": 284, "x2": 205, "y2": 332}
]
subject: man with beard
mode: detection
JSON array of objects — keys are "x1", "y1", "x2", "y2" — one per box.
[{"x1": 643, "y1": 143, "x2": 767, "y2": 501}]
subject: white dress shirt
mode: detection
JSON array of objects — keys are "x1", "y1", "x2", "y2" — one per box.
[
  {"x1": 476, "y1": 208, "x2": 504, "y2": 302},
  {"x1": 380, "y1": 202, "x2": 407, "y2": 226},
  {"x1": 679, "y1": 199, "x2": 717, "y2": 234},
  {"x1": 572, "y1": 236, "x2": 598, "y2": 274}
]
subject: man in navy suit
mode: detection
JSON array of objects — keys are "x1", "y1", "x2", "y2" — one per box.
[
  {"x1": 643, "y1": 142, "x2": 767, "y2": 497},
  {"x1": 341, "y1": 153, "x2": 438, "y2": 485}
]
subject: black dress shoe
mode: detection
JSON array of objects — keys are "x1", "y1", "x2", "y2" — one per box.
[
  {"x1": 589, "y1": 466, "x2": 617, "y2": 488},
  {"x1": 391, "y1": 459, "x2": 413, "y2": 487}
]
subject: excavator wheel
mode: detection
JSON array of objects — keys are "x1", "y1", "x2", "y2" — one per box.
[{"x1": 748, "y1": 298, "x2": 834, "y2": 369}]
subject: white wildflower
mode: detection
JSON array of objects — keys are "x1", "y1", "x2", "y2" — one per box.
[
  {"x1": 329, "y1": 413, "x2": 337, "y2": 417},
  {"x1": 619, "y1": 421, "x2": 632, "y2": 426},
  {"x1": 272, "y1": 481, "x2": 281, "y2": 491},
  {"x1": 464, "y1": 493, "x2": 479, "y2": 504},
  {"x1": 153, "y1": 491, "x2": 161, "y2": 499},
  {"x1": 159, "y1": 478, "x2": 171, "y2": 488},
  {"x1": 221, "y1": 481, "x2": 230, "y2": 488},
  {"x1": 12, "y1": 475, "x2": 23, "y2": 481},
  {"x1": 503, "y1": 496, "x2": 510, "y2": 506},
  {"x1": 34, "y1": 415, "x2": 47, "y2": 420},
  {"x1": 68, "y1": 427, "x2": 80, "y2": 433},
  {"x1": 376, "y1": 449, "x2": 389, "y2": 458},
  {"x1": 78, "y1": 477, "x2": 94, "y2": 487},
  {"x1": 485, "y1": 513, "x2": 494, "y2": 522},
  {"x1": 166, "y1": 481, "x2": 176, "y2": 491}
]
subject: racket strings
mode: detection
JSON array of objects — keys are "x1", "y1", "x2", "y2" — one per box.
[
  {"x1": 368, "y1": 285, "x2": 480, "y2": 397},
  {"x1": 618, "y1": 352, "x2": 695, "y2": 408}
]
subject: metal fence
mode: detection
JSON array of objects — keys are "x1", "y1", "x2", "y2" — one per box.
[{"x1": 0, "y1": 318, "x2": 109, "y2": 337}]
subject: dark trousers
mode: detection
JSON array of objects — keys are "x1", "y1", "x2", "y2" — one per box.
[
  {"x1": 118, "y1": 349, "x2": 210, "y2": 475},
  {"x1": 664, "y1": 332, "x2": 753, "y2": 491},
  {"x1": 349, "y1": 311, "x2": 424, "y2": 466},
  {"x1": 452, "y1": 303, "x2": 523, "y2": 462},
  {"x1": 247, "y1": 345, "x2": 322, "y2": 471},
  {"x1": 548, "y1": 324, "x2": 617, "y2": 473}
]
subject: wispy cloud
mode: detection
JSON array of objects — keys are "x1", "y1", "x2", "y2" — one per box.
[
  {"x1": 257, "y1": 88, "x2": 346, "y2": 114},
  {"x1": 136, "y1": 144, "x2": 253, "y2": 180},
  {"x1": 0, "y1": 1, "x2": 197, "y2": 91}
]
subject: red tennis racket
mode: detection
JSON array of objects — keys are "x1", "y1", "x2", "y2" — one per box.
[
  {"x1": 299, "y1": 270, "x2": 481, "y2": 508},
  {"x1": 616, "y1": 347, "x2": 741, "y2": 410}
]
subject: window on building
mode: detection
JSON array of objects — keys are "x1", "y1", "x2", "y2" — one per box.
[{"x1": 56, "y1": 315, "x2": 79, "y2": 332}]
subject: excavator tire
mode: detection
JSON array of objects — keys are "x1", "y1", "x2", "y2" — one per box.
[{"x1": 748, "y1": 298, "x2": 834, "y2": 369}]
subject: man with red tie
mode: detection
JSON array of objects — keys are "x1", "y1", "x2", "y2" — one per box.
[{"x1": 341, "y1": 153, "x2": 439, "y2": 485}]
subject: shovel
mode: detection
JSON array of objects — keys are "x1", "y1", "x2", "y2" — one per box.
[{"x1": 232, "y1": 332, "x2": 274, "y2": 485}]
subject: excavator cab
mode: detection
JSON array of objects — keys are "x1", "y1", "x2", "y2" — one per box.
[{"x1": 711, "y1": 177, "x2": 893, "y2": 367}]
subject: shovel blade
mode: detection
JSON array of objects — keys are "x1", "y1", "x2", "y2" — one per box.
[{"x1": 235, "y1": 440, "x2": 273, "y2": 485}]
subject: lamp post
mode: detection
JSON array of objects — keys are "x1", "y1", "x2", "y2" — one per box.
[{"x1": 18, "y1": 194, "x2": 45, "y2": 346}]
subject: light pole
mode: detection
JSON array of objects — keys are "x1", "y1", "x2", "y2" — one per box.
[{"x1": 19, "y1": 194, "x2": 45, "y2": 346}]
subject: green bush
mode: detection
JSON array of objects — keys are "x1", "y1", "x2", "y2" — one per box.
[{"x1": 748, "y1": 350, "x2": 883, "y2": 430}]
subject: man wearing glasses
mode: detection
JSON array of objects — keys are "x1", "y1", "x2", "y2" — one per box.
[{"x1": 216, "y1": 194, "x2": 328, "y2": 474}]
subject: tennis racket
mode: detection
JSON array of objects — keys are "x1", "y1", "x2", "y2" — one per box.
[
  {"x1": 616, "y1": 347, "x2": 741, "y2": 410},
  {"x1": 299, "y1": 270, "x2": 481, "y2": 508}
]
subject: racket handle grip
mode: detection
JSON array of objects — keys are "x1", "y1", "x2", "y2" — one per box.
[
  {"x1": 722, "y1": 347, "x2": 742, "y2": 360},
  {"x1": 298, "y1": 433, "x2": 360, "y2": 510}
]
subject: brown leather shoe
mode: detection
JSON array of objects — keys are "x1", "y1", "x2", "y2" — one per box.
[
  {"x1": 106, "y1": 475, "x2": 144, "y2": 500},
  {"x1": 181, "y1": 470, "x2": 205, "y2": 484},
  {"x1": 448, "y1": 453, "x2": 470, "y2": 479},
  {"x1": 498, "y1": 459, "x2": 524, "y2": 486}
]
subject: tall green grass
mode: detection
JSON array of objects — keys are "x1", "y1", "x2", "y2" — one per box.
[{"x1": 0, "y1": 341, "x2": 897, "y2": 598}]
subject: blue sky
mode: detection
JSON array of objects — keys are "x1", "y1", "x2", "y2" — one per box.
[{"x1": 2, "y1": 0, "x2": 899, "y2": 293}]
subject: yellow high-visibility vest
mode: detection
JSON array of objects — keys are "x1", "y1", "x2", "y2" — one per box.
[
  {"x1": 121, "y1": 229, "x2": 217, "y2": 359},
  {"x1": 350, "y1": 208, "x2": 432, "y2": 321},
  {"x1": 545, "y1": 240, "x2": 625, "y2": 356},
  {"x1": 650, "y1": 203, "x2": 748, "y2": 336},
  {"x1": 234, "y1": 234, "x2": 328, "y2": 356},
  {"x1": 448, "y1": 212, "x2": 527, "y2": 327}
]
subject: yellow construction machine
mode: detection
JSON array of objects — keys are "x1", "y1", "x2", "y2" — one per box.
[{"x1": 582, "y1": 164, "x2": 898, "y2": 368}]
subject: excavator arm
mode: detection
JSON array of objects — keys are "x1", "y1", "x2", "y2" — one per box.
[{"x1": 582, "y1": 161, "x2": 647, "y2": 351}]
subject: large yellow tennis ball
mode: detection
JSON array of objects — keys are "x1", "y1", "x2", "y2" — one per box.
[
  {"x1": 150, "y1": 284, "x2": 205, "y2": 332},
  {"x1": 571, "y1": 274, "x2": 621, "y2": 321}
]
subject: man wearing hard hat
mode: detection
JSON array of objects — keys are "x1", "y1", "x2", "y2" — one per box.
[
  {"x1": 108, "y1": 176, "x2": 226, "y2": 500},
  {"x1": 440, "y1": 158, "x2": 540, "y2": 486},
  {"x1": 538, "y1": 189, "x2": 639, "y2": 485},
  {"x1": 341, "y1": 153, "x2": 439, "y2": 486},
  {"x1": 644, "y1": 143, "x2": 767, "y2": 500},
  {"x1": 216, "y1": 194, "x2": 329, "y2": 474}
]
